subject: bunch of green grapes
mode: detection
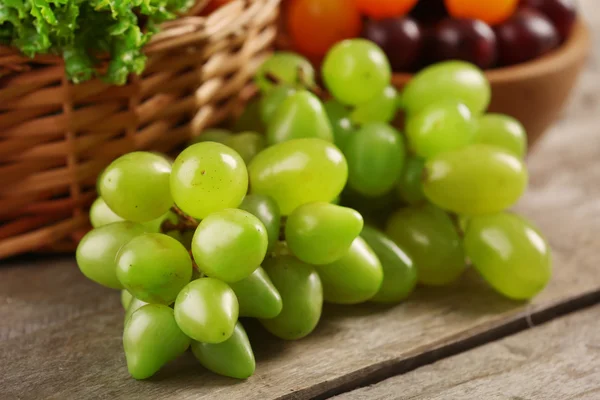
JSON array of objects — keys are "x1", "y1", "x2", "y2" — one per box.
[
  {"x1": 316, "y1": 42, "x2": 548, "y2": 300},
  {"x1": 77, "y1": 39, "x2": 551, "y2": 382},
  {"x1": 77, "y1": 113, "x2": 403, "y2": 380},
  {"x1": 250, "y1": 42, "x2": 549, "y2": 301}
]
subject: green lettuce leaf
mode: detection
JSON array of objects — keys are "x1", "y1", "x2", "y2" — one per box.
[{"x1": 2, "y1": 0, "x2": 192, "y2": 84}]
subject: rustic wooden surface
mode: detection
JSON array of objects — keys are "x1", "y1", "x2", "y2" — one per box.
[
  {"x1": 2, "y1": 118, "x2": 600, "y2": 400},
  {"x1": 334, "y1": 305, "x2": 600, "y2": 400},
  {"x1": 1, "y1": 3, "x2": 599, "y2": 400}
]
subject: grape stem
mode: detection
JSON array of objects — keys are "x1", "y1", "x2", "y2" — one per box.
[
  {"x1": 278, "y1": 216, "x2": 287, "y2": 241},
  {"x1": 161, "y1": 206, "x2": 199, "y2": 233},
  {"x1": 188, "y1": 250, "x2": 205, "y2": 277},
  {"x1": 265, "y1": 72, "x2": 281, "y2": 85},
  {"x1": 264, "y1": 70, "x2": 327, "y2": 99}
]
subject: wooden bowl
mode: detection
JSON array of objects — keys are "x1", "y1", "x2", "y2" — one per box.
[{"x1": 392, "y1": 19, "x2": 591, "y2": 146}]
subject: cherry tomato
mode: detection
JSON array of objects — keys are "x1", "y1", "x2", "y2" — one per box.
[
  {"x1": 444, "y1": 0, "x2": 519, "y2": 25},
  {"x1": 287, "y1": 0, "x2": 363, "y2": 58},
  {"x1": 355, "y1": 0, "x2": 419, "y2": 19}
]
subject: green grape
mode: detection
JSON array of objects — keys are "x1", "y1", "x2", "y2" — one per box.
[
  {"x1": 232, "y1": 99, "x2": 265, "y2": 133},
  {"x1": 422, "y1": 144, "x2": 528, "y2": 215},
  {"x1": 260, "y1": 86, "x2": 297, "y2": 123},
  {"x1": 116, "y1": 233, "x2": 192, "y2": 305},
  {"x1": 351, "y1": 86, "x2": 398, "y2": 124},
  {"x1": 323, "y1": 100, "x2": 355, "y2": 151},
  {"x1": 229, "y1": 267, "x2": 282, "y2": 319},
  {"x1": 267, "y1": 90, "x2": 334, "y2": 145},
  {"x1": 285, "y1": 202, "x2": 364, "y2": 265},
  {"x1": 396, "y1": 157, "x2": 426, "y2": 205},
  {"x1": 189, "y1": 128, "x2": 232, "y2": 145},
  {"x1": 360, "y1": 226, "x2": 417, "y2": 303},
  {"x1": 174, "y1": 278, "x2": 239, "y2": 343},
  {"x1": 248, "y1": 138, "x2": 348, "y2": 215},
  {"x1": 96, "y1": 167, "x2": 106, "y2": 195},
  {"x1": 141, "y1": 210, "x2": 178, "y2": 233},
  {"x1": 341, "y1": 186, "x2": 401, "y2": 229},
  {"x1": 464, "y1": 213, "x2": 551, "y2": 300},
  {"x1": 238, "y1": 194, "x2": 281, "y2": 252},
  {"x1": 322, "y1": 39, "x2": 391, "y2": 106},
  {"x1": 76, "y1": 222, "x2": 148, "y2": 289},
  {"x1": 386, "y1": 205, "x2": 466, "y2": 286},
  {"x1": 99, "y1": 152, "x2": 173, "y2": 222},
  {"x1": 402, "y1": 61, "x2": 490, "y2": 116},
  {"x1": 90, "y1": 198, "x2": 176, "y2": 233},
  {"x1": 121, "y1": 290, "x2": 133, "y2": 310},
  {"x1": 224, "y1": 131, "x2": 265, "y2": 165},
  {"x1": 406, "y1": 101, "x2": 476, "y2": 158},
  {"x1": 170, "y1": 142, "x2": 248, "y2": 219},
  {"x1": 254, "y1": 52, "x2": 316, "y2": 92},
  {"x1": 90, "y1": 197, "x2": 124, "y2": 228},
  {"x1": 123, "y1": 304, "x2": 190, "y2": 380},
  {"x1": 191, "y1": 322, "x2": 255, "y2": 379},
  {"x1": 345, "y1": 122, "x2": 406, "y2": 197},
  {"x1": 475, "y1": 113, "x2": 527, "y2": 158},
  {"x1": 125, "y1": 297, "x2": 149, "y2": 322},
  {"x1": 260, "y1": 255, "x2": 323, "y2": 340},
  {"x1": 192, "y1": 209, "x2": 268, "y2": 283},
  {"x1": 315, "y1": 237, "x2": 383, "y2": 304}
]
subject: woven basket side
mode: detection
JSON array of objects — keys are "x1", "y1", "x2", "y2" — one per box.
[{"x1": 0, "y1": 0, "x2": 280, "y2": 259}]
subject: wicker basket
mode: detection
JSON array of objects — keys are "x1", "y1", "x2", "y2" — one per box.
[{"x1": 0, "y1": 0, "x2": 280, "y2": 260}]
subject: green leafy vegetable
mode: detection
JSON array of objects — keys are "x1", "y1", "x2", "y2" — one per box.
[{"x1": 0, "y1": 0, "x2": 194, "y2": 84}]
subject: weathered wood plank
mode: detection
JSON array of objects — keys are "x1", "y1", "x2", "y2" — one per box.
[
  {"x1": 0, "y1": 256, "x2": 118, "y2": 341},
  {"x1": 334, "y1": 305, "x2": 600, "y2": 400},
  {"x1": 1, "y1": 114, "x2": 600, "y2": 399}
]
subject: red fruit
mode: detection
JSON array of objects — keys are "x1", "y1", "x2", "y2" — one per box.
[
  {"x1": 287, "y1": 0, "x2": 363, "y2": 57},
  {"x1": 362, "y1": 17, "x2": 423, "y2": 72},
  {"x1": 355, "y1": 0, "x2": 419, "y2": 20},
  {"x1": 428, "y1": 18, "x2": 497, "y2": 69},
  {"x1": 410, "y1": 0, "x2": 449, "y2": 25},
  {"x1": 520, "y1": 0, "x2": 577, "y2": 42},
  {"x1": 445, "y1": 0, "x2": 520, "y2": 25},
  {"x1": 495, "y1": 8, "x2": 560, "y2": 66}
]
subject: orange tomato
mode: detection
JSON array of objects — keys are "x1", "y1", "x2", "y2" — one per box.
[
  {"x1": 287, "y1": 0, "x2": 363, "y2": 58},
  {"x1": 355, "y1": 0, "x2": 419, "y2": 19},
  {"x1": 444, "y1": 0, "x2": 519, "y2": 25}
]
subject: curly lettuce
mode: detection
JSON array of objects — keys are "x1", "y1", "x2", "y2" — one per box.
[{"x1": 0, "y1": 0, "x2": 193, "y2": 84}]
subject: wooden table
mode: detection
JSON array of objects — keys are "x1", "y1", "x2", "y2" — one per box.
[{"x1": 2, "y1": 6, "x2": 600, "y2": 400}]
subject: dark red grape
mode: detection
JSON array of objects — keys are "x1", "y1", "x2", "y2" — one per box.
[
  {"x1": 494, "y1": 8, "x2": 560, "y2": 66},
  {"x1": 520, "y1": 0, "x2": 577, "y2": 42},
  {"x1": 410, "y1": 0, "x2": 448, "y2": 25},
  {"x1": 428, "y1": 18, "x2": 497, "y2": 69},
  {"x1": 362, "y1": 17, "x2": 423, "y2": 72}
]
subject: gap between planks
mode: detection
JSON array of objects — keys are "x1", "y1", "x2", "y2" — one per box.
[
  {"x1": 332, "y1": 305, "x2": 600, "y2": 400},
  {"x1": 305, "y1": 291, "x2": 600, "y2": 400}
]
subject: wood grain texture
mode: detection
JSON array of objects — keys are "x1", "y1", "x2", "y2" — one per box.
[
  {"x1": 1, "y1": 113, "x2": 600, "y2": 399},
  {"x1": 1, "y1": 2, "x2": 599, "y2": 399},
  {"x1": 0, "y1": 256, "x2": 118, "y2": 341},
  {"x1": 334, "y1": 305, "x2": 600, "y2": 400}
]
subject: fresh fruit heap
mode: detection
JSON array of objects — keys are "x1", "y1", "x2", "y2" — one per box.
[
  {"x1": 0, "y1": 0, "x2": 193, "y2": 83},
  {"x1": 285, "y1": 0, "x2": 577, "y2": 69},
  {"x1": 76, "y1": 40, "x2": 552, "y2": 381}
]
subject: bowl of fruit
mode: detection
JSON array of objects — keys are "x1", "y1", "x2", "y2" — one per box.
[{"x1": 282, "y1": 0, "x2": 590, "y2": 146}]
